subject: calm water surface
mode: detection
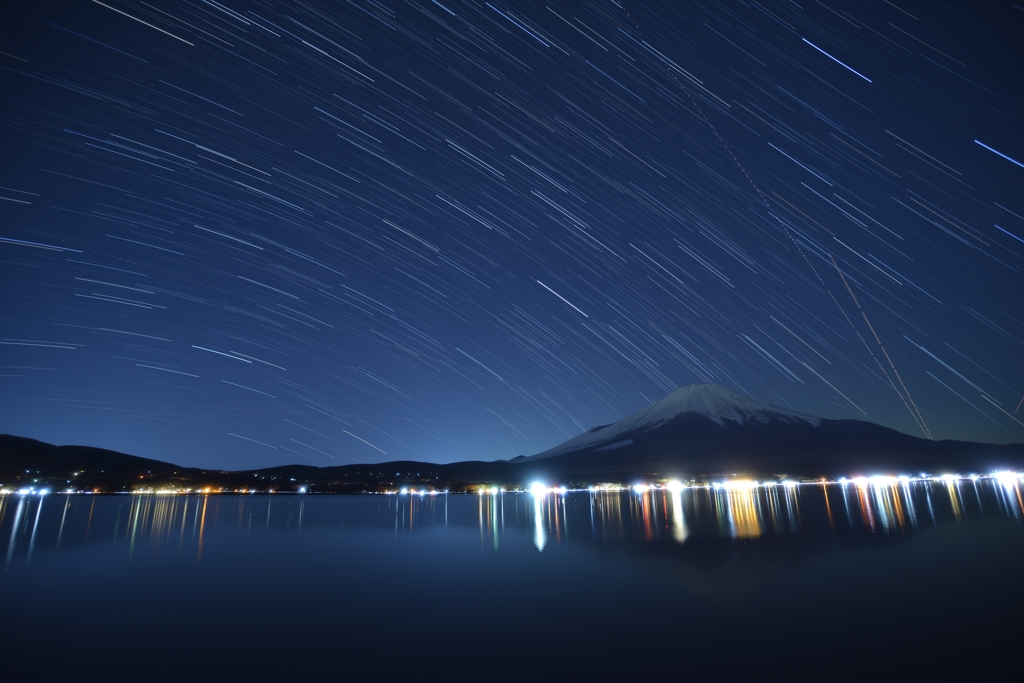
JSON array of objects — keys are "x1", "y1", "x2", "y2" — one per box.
[{"x1": 2, "y1": 478, "x2": 1022, "y2": 678}]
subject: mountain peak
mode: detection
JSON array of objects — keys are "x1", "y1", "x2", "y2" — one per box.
[
  {"x1": 649, "y1": 383, "x2": 820, "y2": 428},
  {"x1": 527, "y1": 383, "x2": 820, "y2": 460}
]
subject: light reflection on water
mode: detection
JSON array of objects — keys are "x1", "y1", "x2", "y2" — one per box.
[
  {"x1": 2, "y1": 476, "x2": 1023, "y2": 566},
  {"x1": 2, "y1": 477, "x2": 1023, "y2": 681}
]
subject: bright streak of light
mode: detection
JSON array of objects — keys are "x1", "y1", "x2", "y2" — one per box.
[
  {"x1": 92, "y1": 0, "x2": 195, "y2": 46},
  {"x1": 533, "y1": 494, "x2": 546, "y2": 552},
  {"x1": 536, "y1": 280, "x2": 589, "y2": 317},
  {"x1": 974, "y1": 140, "x2": 1024, "y2": 169},
  {"x1": 670, "y1": 489, "x2": 688, "y2": 544},
  {"x1": 801, "y1": 38, "x2": 872, "y2": 82}
]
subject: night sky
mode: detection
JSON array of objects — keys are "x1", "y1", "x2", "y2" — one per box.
[{"x1": 2, "y1": 0, "x2": 1022, "y2": 470}]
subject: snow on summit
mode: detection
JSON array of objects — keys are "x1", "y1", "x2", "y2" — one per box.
[
  {"x1": 643, "y1": 383, "x2": 821, "y2": 428},
  {"x1": 527, "y1": 384, "x2": 820, "y2": 460}
]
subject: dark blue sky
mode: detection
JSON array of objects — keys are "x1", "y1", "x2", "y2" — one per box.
[{"x1": 2, "y1": 0, "x2": 1022, "y2": 469}]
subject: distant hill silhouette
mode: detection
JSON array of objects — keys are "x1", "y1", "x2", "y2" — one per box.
[
  {"x1": 0, "y1": 435, "x2": 205, "y2": 492},
  {"x1": 0, "y1": 434, "x2": 508, "y2": 492},
  {"x1": 0, "y1": 434, "x2": 176, "y2": 475}
]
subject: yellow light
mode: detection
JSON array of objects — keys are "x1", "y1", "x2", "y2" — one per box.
[{"x1": 722, "y1": 480, "x2": 758, "y2": 490}]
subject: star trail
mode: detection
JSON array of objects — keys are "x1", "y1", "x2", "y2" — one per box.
[{"x1": 1, "y1": 0, "x2": 1022, "y2": 469}]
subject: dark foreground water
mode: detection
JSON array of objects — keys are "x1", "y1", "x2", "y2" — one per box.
[{"x1": 2, "y1": 477, "x2": 1023, "y2": 679}]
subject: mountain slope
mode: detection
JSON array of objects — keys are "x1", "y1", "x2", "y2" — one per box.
[
  {"x1": 0, "y1": 434, "x2": 178, "y2": 475},
  {"x1": 513, "y1": 384, "x2": 1024, "y2": 477},
  {"x1": 521, "y1": 384, "x2": 820, "y2": 461}
]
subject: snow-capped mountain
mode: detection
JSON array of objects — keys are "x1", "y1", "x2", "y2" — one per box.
[
  {"x1": 520, "y1": 383, "x2": 820, "y2": 461},
  {"x1": 512, "y1": 383, "x2": 1023, "y2": 477}
]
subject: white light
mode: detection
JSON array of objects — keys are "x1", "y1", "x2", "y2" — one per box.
[
  {"x1": 555, "y1": 486, "x2": 567, "y2": 494},
  {"x1": 666, "y1": 480, "x2": 684, "y2": 493},
  {"x1": 634, "y1": 484, "x2": 649, "y2": 493},
  {"x1": 994, "y1": 471, "x2": 1021, "y2": 488},
  {"x1": 489, "y1": 487, "x2": 499, "y2": 495},
  {"x1": 400, "y1": 488, "x2": 409, "y2": 495},
  {"x1": 529, "y1": 482, "x2": 549, "y2": 496},
  {"x1": 299, "y1": 487, "x2": 307, "y2": 494},
  {"x1": 722, "y1": 480, "x2": 758, "y2": 490}
]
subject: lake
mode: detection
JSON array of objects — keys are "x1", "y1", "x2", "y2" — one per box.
[{"x1": 2, "y1": 476, "x2": 1022, "y2": 678}]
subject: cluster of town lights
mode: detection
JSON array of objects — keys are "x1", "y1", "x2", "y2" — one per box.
[
  {"x1": 2, "y1": 488, "x2": 51, "y2": 496},
  {"x1": 835, "y1": 472, "x2": 1024, "y2": 487},
  {"x1": 529, "y1": 483, "x2": 568, "y2": 496},
  {"x1": 526, "y1": 471, "x2": 1024, "y2": 495},
  {"x1": 2, "y1": 472, "x2": 1020, "y2": 497}
]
